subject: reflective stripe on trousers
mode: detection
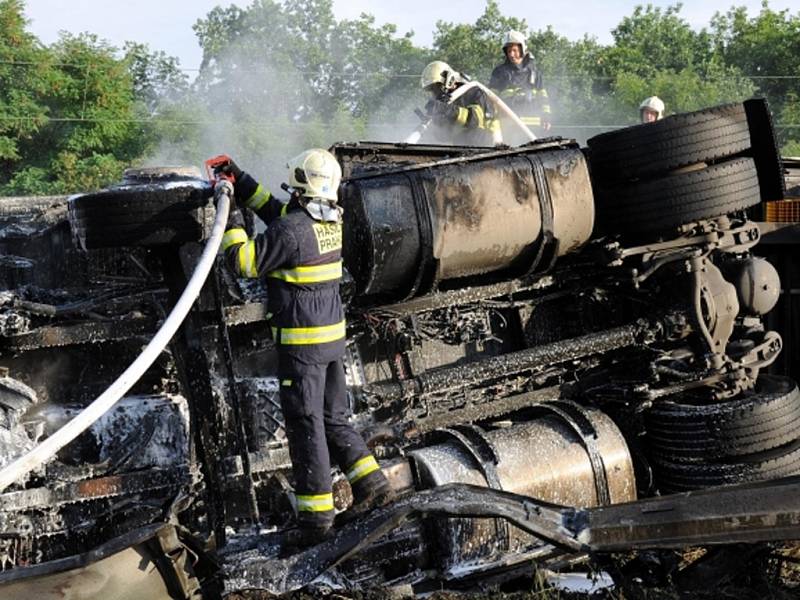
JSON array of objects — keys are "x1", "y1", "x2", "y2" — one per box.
[
  {"x1": 346, "y1": 455, "x2": 380, "y2": 484},
  {"x1": 272, "y1": 320, "x2": 346, "y2": 345},
  {"x1": 296, "y1": 492, "x2": 334, "y2": 513}
]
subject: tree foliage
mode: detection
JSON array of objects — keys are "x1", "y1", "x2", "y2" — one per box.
[
  {"x1": 188, "y1": 0, "x2": 429, "y2": 182},
  {"x1": 1, "y1": 0, "x2": 800, "y2": 195},
  {"x1": 711, "y1": 3, "x2": 800, "y2": 146},
  {"x1": 432, "y1": 0, "x2": 525, "y2": 81},
  {"x1": 192, "y1": 0, "x2": 428, "y2": 121},
  {"x1": 123, "y1": 42, "x2": 189, "y2": 114},
  {"x1": 0, "y1": 2, "x2": 189, "y2": 194},
  {"x1": 0, "y1": 0, "x2": 50, "y2": 165}
]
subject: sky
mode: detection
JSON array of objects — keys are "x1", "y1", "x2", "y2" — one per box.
[{"x1": 23, "y1": 0, "x2": 800, "y2": 73}]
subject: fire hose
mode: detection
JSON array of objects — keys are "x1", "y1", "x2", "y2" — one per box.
[
  {"x1": 404, "y1": 81, "x2": 537, "y2": 144},
  {"x1": 0, "y1": 182, "x2": 234, "y2": 492}
]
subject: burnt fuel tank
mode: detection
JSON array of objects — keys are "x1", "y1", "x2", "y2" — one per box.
[
  {"x1": 409, "y1": 404, "x2": 635, "y2": 572},
  {"x1": 340, "y1": 142, "x2": 594, "y2": 301}
]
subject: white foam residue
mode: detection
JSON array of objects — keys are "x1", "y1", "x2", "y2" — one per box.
[
  {"x1": 545, "y1": 570, "x2": 615, "y2": 593},
  {"x1": 91, "y1": 394, "x2": 190, "y2": 469}
]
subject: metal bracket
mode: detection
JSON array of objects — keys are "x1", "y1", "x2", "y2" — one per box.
[
  {"x1": 522, "y1": 154, "x2": 560, "y2": 277},
  {"x1": 737, "y1": 330, "x2": 783, "y2": 374},
  {"x1": 434, "y1": 424, "x2": 510, "y2": 550},
  {"x1": 527, "y1": 401, "x2": 611, "y2": 506},
  {"x1": 603, "y1": 220, "x2": 762, "y2": 286}
]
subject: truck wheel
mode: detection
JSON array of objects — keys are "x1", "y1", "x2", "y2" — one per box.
[
  {"x1": 744, "y1": 98, "x2": 785, "y2": 203},
  {"x1": 594, "y1": 157, "x2": 761, "y2": 236},
  {"x1": 587, "y1": 103, "x2": 750, "y2": 183},
  {"x1": 652, "y1": 437, "x2": 800, "y2": 493},
  {"x1": 645, "y1": 375, "x2": 800, "y2": 460},
  {"x1": 69, "y1": 181, "x2": 214, "y2": 249}
]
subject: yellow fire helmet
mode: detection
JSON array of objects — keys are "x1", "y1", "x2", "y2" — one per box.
[
  {"x1": 639, "y1": 96, "x2": 665, "y2": 119},
  {"x1": 503, "y1": 30, "x2": 527, "y2": 56},
  {"x1": 287, "y1": 148, "x2": 342, "y2": 202},
  {"x1": 420, "y1": 60, "x2": 460, "y2": 92}
]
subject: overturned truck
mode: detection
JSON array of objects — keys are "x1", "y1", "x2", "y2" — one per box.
[{"x1": 0, "y1": 99, "x2": 798, "y2": 598}]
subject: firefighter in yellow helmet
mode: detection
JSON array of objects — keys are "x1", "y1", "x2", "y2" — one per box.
[
  {"x1": 215, "y1": 150, "x2": 394, "y2": 552},
  {"x1": 489, "y1": 31, "x2": 551, "y2": 134},
  {"x1": 420, "y1": 60, "x2": 499, "y2": 146},
  {"x1": 639, "y1": 96, "x2": 665, "y2": 123}
]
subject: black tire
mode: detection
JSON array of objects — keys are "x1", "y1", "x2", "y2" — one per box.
[
  {"x1": 587, "y1": 103, "x2": 750, "y2": 183},
  {"x1": 594, "y1": 157, "x2": 761, "y2": 236},
  {"x1": 121, "y1": 166, "x2": 204, "y2": 184},
  {"x1": 744, "y1": 98, "x2": 785, "y2": 203},
  {"x1": 68, "y1": 181, "x2": 214, "y2": 249},
  {"x1": 645, "y1": 375, "x2": 800, "y2": 461},
  {"x1": 652, "y1": 437, "x2": 800, "y2": 493}
]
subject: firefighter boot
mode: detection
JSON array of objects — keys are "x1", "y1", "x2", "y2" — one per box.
[
  {"x1": 279, "y1": 521, "x2": 332, "y2": 557},
  {"x1": 349, "y1": 469, "x2": 396, "y2": 516}
]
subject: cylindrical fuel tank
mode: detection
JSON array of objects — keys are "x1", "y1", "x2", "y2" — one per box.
[
  {"x1": 408, "y1": 404, "x2": 635, "y2": 570},
  {"x1": 341, "y1": 143, "x2": 594, "y2": 300}
]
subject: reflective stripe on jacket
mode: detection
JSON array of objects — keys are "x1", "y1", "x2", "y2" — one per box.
[
  {"x1": 223, "y1": 173, "x2": 346, "y2": 362},
  {"x1": 431, "y1": 86, "x2": 500, "y2": 146}
]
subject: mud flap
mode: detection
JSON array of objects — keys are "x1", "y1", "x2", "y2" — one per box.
[
  {"x1": 744, "y1": 97, "x2": 785, "y2": 204},
  {"x1": 146, "y1": 527, "x2": 204, "y2": 599}
]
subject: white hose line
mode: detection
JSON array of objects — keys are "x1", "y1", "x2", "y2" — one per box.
[
  {"x1": 404, "y1": 80, "x2": 536, "y2": 144},
  {"x1": 0, "y1": 182, "x2": 233, "y2": 492},
  {"x1": 404, "y1": 81, "x2": 478, "y2": 144},
  {"x1": 473, "y1": 82, "x2": 537, "y2": 143},
  {"x1": 403, "y1": 127, "x2": 426, "y2": 145}
]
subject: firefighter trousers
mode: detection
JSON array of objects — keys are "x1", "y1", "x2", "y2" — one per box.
[{"x1": 278, "y1": 354, "x2": 371, "y2": 526}]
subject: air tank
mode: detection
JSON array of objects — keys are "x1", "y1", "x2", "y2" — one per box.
[{"x1": 340, "y1": 142, "x2": 594, "y2": 301}]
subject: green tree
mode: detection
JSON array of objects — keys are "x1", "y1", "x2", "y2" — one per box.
[
  {"x1": 193, "y1": 0, "x2": 426, "y2": 119},
  {"x1": 524, "y1": 29, "x2": 608, "y2": 140},
  {"x1": 600, "y1": 5, "x2": 755, "y2": 118},
  {"x1": 123, "y1": 42, "x2": 189, "y2": 114},
  {"x1": 0, "y1": 1, "x2": 190, "y2": 195},
  {"x1": 711, "y1": 2, "x2": 800, "y2": 150},
  {"x1": 432, "y1": 0, "x2": 525, "y2": 81},
  {"x1": 189, "y1": 0, "x2": 427, "y2": 183},
  {"x1": 4, "y1": 0, "x2": 799, "y2": 195},
  {"x1": 0, "y1": 0, "x2": 51, "y2": 170},
  {"x1": 6, "y1": 32, "x2": 149, "y2": 194},
  {"x1": 602, "y1": 4, "x2": 713, "y2": 80}
]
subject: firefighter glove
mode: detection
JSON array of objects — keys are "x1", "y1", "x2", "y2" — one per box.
[
  {"x1": 427, "y1": 99, "x2": 459, "y2": 124},
  {"x1": 214, "y1": 157, "x2": 243, "y2": 181},
  {"x1": 226, "y1": 207, "x2": 246, "y2": 231},
  {"x1": 214, "y1": 158, "x2": 253, "y2": 208}
]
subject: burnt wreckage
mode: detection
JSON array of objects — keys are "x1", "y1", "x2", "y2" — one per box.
[{"x1": 0, "y1": 99, "x2": 800, "y2": 598}]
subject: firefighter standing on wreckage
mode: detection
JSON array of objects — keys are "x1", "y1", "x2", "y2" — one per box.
[
  {"x1": 420, "y1": 60, "x2": 501, "y2": 146},
  {"x1": 489, "y1": 30, "x2": 551, "y2": 135},
  {"x1": 215, "y1": 150, "x2": 395, "y2": 551}
]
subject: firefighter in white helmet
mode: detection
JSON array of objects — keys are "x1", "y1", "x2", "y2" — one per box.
[
  {"x1": 419, "y1": 60, "x2": 499, "y2": 146},
  {"x1": 215, "y1": 151, "x2": 394, "y2": 552},
  {"x1": 639, "y1": 96, "x2": 665, "y2": 123},
  {"x1": 489, "y1": 30, "x2": 551, "y2": 136}
]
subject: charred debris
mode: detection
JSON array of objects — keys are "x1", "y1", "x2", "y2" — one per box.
[{"x1": 0, "y1": 100, "x2": 799, "y2": 598}]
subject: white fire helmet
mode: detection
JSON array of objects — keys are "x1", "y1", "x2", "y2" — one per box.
[
  {"x1": 639, "y1": 96, "x2": 665, "y2": 120},
  {"x1": 420, "y1": 60, "x2": 460, "y2": 91},
  {"x1": 287, "y1": 148, "x2": 342, "y2": 202},
  {"x1": 503, "y1": 30, "x2": 527, "y2": 57}
]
